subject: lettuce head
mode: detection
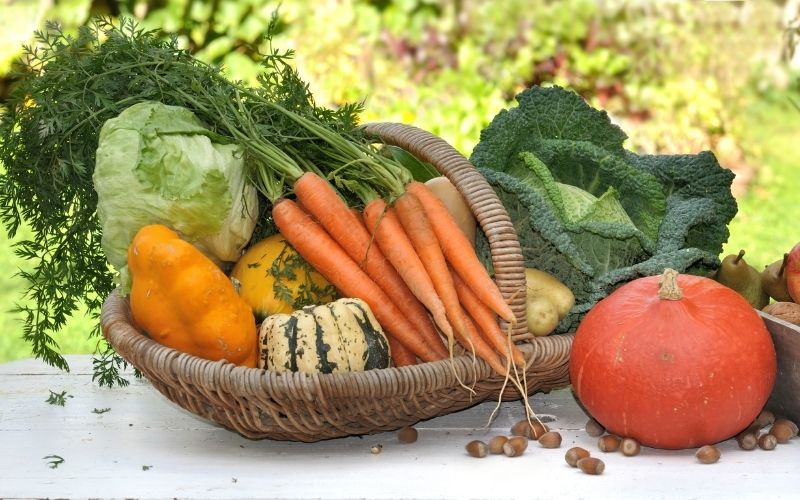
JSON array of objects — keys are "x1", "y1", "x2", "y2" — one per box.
[
  {"x1": 470, "y1": 86, "x2": 737, "y2": 332},
  {"x1": 93, "y1": 101, "x2": 258, "y2": 291}
]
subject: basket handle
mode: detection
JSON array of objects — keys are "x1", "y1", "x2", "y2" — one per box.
[{"x1": 361, "y1": 122, "x2": 528, "y2": 339}]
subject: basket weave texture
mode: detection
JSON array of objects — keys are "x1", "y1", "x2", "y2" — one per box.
[{"x1": 101, "y1": 123, "x2": 574, "y2": 442}]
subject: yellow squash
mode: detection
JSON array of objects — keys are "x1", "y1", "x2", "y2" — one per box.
[
  {"x1": 128, "y1": 224, "x2": 258, "y2": 367},
  {"x1": 231, "y1": 233, "x2": 337, "y2": 321}
]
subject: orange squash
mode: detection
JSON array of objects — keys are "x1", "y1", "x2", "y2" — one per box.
[
  {"x1": 570, "y1": 268, "x2": 776, "y2": 449},
  {"x1": 128, "y1": 224, "x2": 258, "y2": 367}
]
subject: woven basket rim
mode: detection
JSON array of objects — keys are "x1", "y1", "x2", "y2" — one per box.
[{"x1": 103, "y1": 289, "x2": 545, "y2": 397}]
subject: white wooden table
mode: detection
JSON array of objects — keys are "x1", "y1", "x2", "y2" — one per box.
[{"x1": 1, "y1": 355, "x2": 797, "y2": 499}]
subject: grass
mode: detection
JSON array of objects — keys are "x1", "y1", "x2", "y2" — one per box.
[
  {"x1": 1, "y1": 89, "x2": 798, "y2": 365},
  {"x1": 721, "y1": 91, "x2": 800, "y2": 271}
]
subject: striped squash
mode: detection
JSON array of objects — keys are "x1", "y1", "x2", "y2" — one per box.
[{"x1": 258, "y1": 298, "x2": 391, "y2": 373}]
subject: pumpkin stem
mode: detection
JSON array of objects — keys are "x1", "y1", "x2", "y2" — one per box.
[{"x1": 658, "y1": 268, "x2": 683, "y2": 301}]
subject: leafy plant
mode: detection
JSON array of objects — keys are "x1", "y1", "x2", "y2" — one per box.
[{"x1": 471, "y1": 86, "x2": 737, "y2": 331}]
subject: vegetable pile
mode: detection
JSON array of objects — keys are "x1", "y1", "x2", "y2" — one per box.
[
  {"x1": 0, "y1": 18, "x2": 525, "y2": 382},
  {"x1": 0, "y1": 17, "x2": 743, "y2": 396}
]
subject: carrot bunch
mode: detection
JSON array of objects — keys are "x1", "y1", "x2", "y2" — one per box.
[{"x1": 272, "y1": 171, "x2": 524, "y2": 375}]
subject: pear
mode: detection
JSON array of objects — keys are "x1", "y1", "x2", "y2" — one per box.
[
  {"x1": 715, "y1": 249, "x2": 770, "y2": 309},
  {"x1": 761, "y1": 253, "x2": 792, "y2": 303}
]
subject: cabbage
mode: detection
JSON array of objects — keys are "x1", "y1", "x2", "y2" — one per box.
[
  {"x1": 471, "y1": 86, "x2": 737, "y2": 332},
  {"x1": 92, "y1": 101, "x2": 258, "y2": 291}
]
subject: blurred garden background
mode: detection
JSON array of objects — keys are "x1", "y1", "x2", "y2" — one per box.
[{"x1": 1, "y1": 0, "x2": 799, "y2": 363}]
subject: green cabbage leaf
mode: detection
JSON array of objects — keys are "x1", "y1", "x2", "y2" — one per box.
[
  {"x1": 92, "y1": 101, "x2": 258, "y2": 291},
  {"x1": 470, "y1": 86, "x2": 737, "y2": 332}
]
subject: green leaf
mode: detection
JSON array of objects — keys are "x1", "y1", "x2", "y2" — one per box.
[{"x1": 384, "y1": 145, "x2": 439, "y2": 182}]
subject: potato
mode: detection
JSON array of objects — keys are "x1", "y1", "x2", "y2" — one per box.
[
  {"x1": 526, "y1": 296, "x2": 560, "y2": 336},
  {"x1": 425, "y1": 176, "x2": 477, "y2": 245},
  {"x1": 525, "y1": 268, "x2": 575, "y2": 319}
]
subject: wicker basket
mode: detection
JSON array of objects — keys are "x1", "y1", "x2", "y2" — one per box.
[{"x1": 100, "y1": 122, "x2": 574, "y2": 442}]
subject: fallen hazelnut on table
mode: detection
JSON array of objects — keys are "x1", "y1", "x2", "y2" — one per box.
[
  {"x1": 754, "y1": 410, "x2": 775, "y2": 429},
  {"x1": 736, "y1": 430, "x2": 758, "y2": 451},
  {"x1": 397, "y1": 426, "x2": 418, "y2": 444},
  {"x1": 769, "y1": 419, "x2": 798, "y2": 443},
  {"x1": 585, "y1": 418, "x2": 606, "y2": 438},
  {"x1": 538, "y1": 431, "x2": 562, "y2": 449},
  {"x1": 488, "y1": 435, "x2": 508, "y2": 455},
  {"x1": 620, "y1": 437, "x2": 641, "y2": 457},
  {"x1": 466, "y1": 440, "x2": 489, "y2": 458},
  {"x1": 597, "y1": 434, "x2": 621, "y2": 453},
  {"x1": 577, "y1": 457, "x2": 605, "y2": 475},
  {"x1": 511, "y1": 418, "x2": 548, "y2": 439},
  {"x1": 758, "y1": 433, "x2": 778, "y2": 451},
  {"x1": 565, "y1": 447, "x2": 590, "y2": 467},
  {"x1": 695, "y1": 445, "x2": 721, "y2": 464},
  {"x1": 503, "y1": 436, "x2": 529, "y2": 457}
]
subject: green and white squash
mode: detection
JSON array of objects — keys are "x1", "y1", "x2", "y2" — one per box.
[{"x1": 258, "y1": 298, "x2": 391, "y2": 373}]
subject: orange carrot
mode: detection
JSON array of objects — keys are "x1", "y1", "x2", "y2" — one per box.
[
  {"x1": 363, "y1": 198, "x2": 455, "y2": 349},
  {"x1": 460, "y1": 310, "x2": 507, "y2": 376},
  {"x1": 392, "y1": 192, "x2": 470, "y2": 353},
  {"x1": 405, "y1": 181, "x2": 515, "y2": 323},
  {"x1": 271, "y1": 198, "x2": 444, "y2": 363},
  {"x1": 293, "y1": 173, "x2": 448, "y2": 359},
  {"x1": 450, "y1": 266, "x2": 525, "y2": 368},
  {"x1": 388, "y1": 337, "x2": 417, "y2": 367}
]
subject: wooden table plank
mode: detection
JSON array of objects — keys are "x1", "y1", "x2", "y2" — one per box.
[{"x1": 1, "y1": 355, "x2": 798, "y2": 499}]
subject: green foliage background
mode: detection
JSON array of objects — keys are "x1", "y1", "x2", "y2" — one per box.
[{"x1": 1, "y1": 0, "x2": 799, "y2": 364}]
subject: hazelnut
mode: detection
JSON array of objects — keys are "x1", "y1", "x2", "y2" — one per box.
[
  {"x1": 502, "y1": 436, "x2": 529, "y2": 457},
  {"x1": 736, "y1": 431, "x2": 758, "y2": 451},
  {"x1": 585, "y1": 418, "x2": 606, "y2": 438},
  {"x1": 511, "y1": 418, "x2": 548, "y2": 439},
  {"x1": 597, "y1": 434, "x2": 621, "y2": 453},
  {"x1": 538, "y1": 431, "x2": 563, "y2": 449},
  {"x1": 769, "y1": 419, "x2": 798, "y2": 443},
  {"x1": 488, "y1": 435, "x2": 509, "y2": 455},
  {"x1": 620, "y1": 437, "x2": 641, "y2": 457},
  {"x1": 397, "y1": 426, "x2": 418, "y2": 444},
  {"x1": 695, "y1": 445, "x2": 721, "y2": 464},
  {"x1": 758, "y1": 432, "x2": 778, "y2": 451},
  {"x1": 465, "y1": 440, "x2": 489, "y2": 458},
  {"x1": 577, "y1": 457, "x2": 605, "y2": 475},
  {"x1": 754, "y1": 410, "x2": 775, "y2": 429},
  {"x1": 565, "y1": 447, "x2": 590, "y2": 467}
]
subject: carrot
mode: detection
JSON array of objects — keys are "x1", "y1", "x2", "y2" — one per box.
[
  {"x1": 450, "y1": 266, "x2": 526, "y2": 368},
  {"x1": 363, "y1": 197, "x2": 455, "y2": 350},
  {"x1": 460, "y1": 310, "x2": 507, "y2": 376},
  {"x1": 293, "y1": 172, "x2": 448, "y2": 359},
  {"x1": 392, "y1": 192, "x2": 471, "y2": 354},
  {"x1": 271, "y1": 198, "x2": 444, "y2": 363},
  {"x1": 405, "y1": 181, "x2": 515, "y2": 324},
  {"x1": 387, "y1": 337, "x2": 417, "y2": 367}
]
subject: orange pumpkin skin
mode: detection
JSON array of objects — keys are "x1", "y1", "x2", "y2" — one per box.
[{"x1": 569, "y1": 271, "x2": 776, "y2": 450}]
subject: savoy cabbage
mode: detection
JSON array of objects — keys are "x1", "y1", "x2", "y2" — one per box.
[{"x1": 470, "y1": 86, "x2": 737, "y2": 332}]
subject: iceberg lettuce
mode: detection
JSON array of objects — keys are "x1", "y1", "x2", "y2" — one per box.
[{"x1": 92, "y1": 101, "x2": 258, "y2": 291}]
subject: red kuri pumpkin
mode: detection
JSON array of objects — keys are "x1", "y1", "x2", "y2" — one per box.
[{"x1": 569, "y1": 268, "x2": 777, "y2": 449}]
